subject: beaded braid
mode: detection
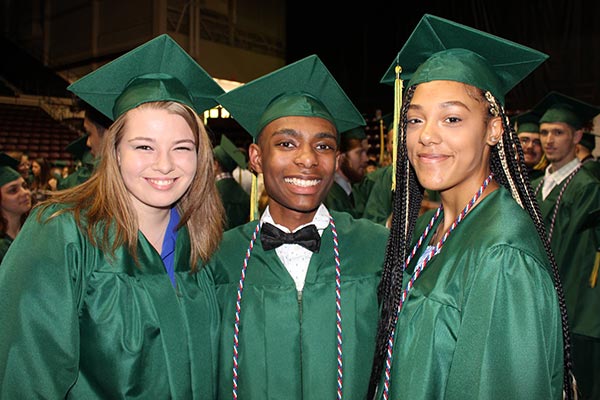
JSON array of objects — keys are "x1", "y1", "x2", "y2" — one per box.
[
  {"x1": 485, "y1": 91, "x2": 577, "y2": 400},
  {"x1": 368, "y1": 86, "x2": 423, "y2": 398}
]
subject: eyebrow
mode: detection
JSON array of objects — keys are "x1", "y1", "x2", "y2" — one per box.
[
  {"x1": 127, "y1": 137, "x2": 195, "y2": 144},
  {"x1": 272, "y1": 128, "x2": 337, "y2": 141},
  {"x1": 409, "y1": 100, "x2": 471, "y2": 111}
]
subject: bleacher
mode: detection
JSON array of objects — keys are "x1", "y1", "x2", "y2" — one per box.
[{"x1": 0, "y1": 102, "x2": 81, "y2": 165}]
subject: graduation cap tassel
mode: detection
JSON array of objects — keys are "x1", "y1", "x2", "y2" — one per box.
[
  {"x1": 379, "y1": 118, "x2": 385, "y2": 166},
  {"x1": 250, "y1": 173, "x2": 259, "y2": 221},
  {"x1": 391, "y1": 65, "x2": 403, "y2": 191},
  {"x1": 589, "y1": 249, "x2": 600, "y2": 288}
]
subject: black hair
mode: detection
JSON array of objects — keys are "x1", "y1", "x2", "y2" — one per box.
[
  {"x1": 72, "y1": 97, "x2": 112, "y2": 130},
  {"x1": 368, "y1": 85, "x2": 576, "y2": 399}
]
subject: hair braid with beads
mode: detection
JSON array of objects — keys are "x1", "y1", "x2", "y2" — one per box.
[
  {"x1": 486, "y1": 90, "x2": 576, "y2": 400},
  {"x1": 368, "y1": 85, "x2": 576, "y2": 400},
  {"x1": 368, "y1": 86, "x2": 423, "y2": 398}
]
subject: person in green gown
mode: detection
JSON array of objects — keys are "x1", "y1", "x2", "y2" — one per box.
[
  {"x1": 58, "y1": 100, "x2": 112, "y2": 190},
  {"x1": 209, "y1": 54, "x2": 389, "y2": 399},
  {"x1": 58, "y1": 133, "x2": 95, "y2": 189},
  {"x1": 369, "y1": 15, "x2": 575, "y2": 400},
  {"x1": 577, "y1": 131, "x2": 600, "y2": 180},
  {"x1": 0, "y1": 34, "x2": 225, "y2": 399},
  {"x1": 324, "y1": 125, "x2": 369, "y2": 217},
  {"x1": 213, "y1": 133, "x2": 251, "y2": 230},
  {"x1": 530, "y1": 91, "x2": 600, "y2": 400},
  {"x1": 513, "y1": 110, "x2": 547, "y2": 181},
  {"x1": 356, "y1": 119, "x2": 395, "y2": 225},
  {"x1": 0, "y1": 153, "x2": 32, "y2": 263},
  {"x1": 360, "y1": 114, "x2": 441, "y2": 227}
]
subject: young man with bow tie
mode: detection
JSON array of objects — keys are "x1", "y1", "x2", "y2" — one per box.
[{"x1": 206, "y1": 55, "x2": 389, "y2": 400}]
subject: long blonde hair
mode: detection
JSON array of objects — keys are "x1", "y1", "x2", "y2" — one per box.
[{"x1": 40, "y1": 101, "x2": 225, "y2": 269}]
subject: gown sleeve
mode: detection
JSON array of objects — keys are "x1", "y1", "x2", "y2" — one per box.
[
  {"x1": 0, "y1": 208, "x2": 86, "y2": 398},
  {"x1": 443, "y1": 244, "x2": 564, "y2": 400}
]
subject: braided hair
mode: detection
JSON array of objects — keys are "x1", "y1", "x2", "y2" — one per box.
[{"x1": 368, "y1": 85, "x2": 577, "y2": 399}]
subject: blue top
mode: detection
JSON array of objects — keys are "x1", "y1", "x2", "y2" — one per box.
[{"x1": 161, "y1": 207, "x2": 179, "y2": 287}]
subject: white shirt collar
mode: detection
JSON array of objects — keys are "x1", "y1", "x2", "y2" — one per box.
[
  {"x1": 334, "y1": 172, "x2": 352, "y2": 196},
  {"x1": 261, "y1": 203, "x2": 330, "y2": 234}
]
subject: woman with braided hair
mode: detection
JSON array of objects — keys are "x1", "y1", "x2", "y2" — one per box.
[{"x1": 368, "y1": 15, "x2": 576, "y2": 400}]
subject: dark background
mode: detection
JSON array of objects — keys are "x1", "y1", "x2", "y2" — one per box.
[{"x1": 286, "y1": 0, "x2": 600, "y2": 117}]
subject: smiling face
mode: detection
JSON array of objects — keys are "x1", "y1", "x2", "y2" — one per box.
[
  {"x1": 406, "y1": 80, "x2": 501, "y2": 199},
  {"x1": 117, "y1": 107, "x2": 197, "y2": 218},
  {"x1": 1, "y1": 176, "x2": 32, "y2": 220},
  {"x1": 249, "y1": 115, "x2": 339, "y2": 228}
]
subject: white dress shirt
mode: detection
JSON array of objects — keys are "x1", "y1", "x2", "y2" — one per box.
[
  {"x1": 542, "y1": 158, "x2": 580, "y2": 200},
  {"x1": 260, "y1": 204, "x2": 330, "y2": 291}
]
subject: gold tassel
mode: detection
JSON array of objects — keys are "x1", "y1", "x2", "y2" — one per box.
[
  {"x1": 589, "y1": 250, "x2": 600, "y2": 288},
  {"x1": 379, "y1": 118, "x2": 385, "y2": 166},
  {"x1": 249, "y1": 173, "x2": 259, "y2": 221},
  {"x1": 391, "y1": 65, "x2": 403, "y2": 191}
]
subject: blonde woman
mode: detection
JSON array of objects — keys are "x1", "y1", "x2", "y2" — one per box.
[{"x1": 0, "y1": 35, "x2": 225, "y2": 399}]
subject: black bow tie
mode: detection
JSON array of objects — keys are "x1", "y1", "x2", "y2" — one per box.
[{"x1": 260, "y1": 223, "x2": 321, "y2": 253}]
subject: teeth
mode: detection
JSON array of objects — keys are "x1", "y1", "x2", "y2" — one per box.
[
  {"x1": 284, "y1": 177, "x2": 320, "y2": 187},
  {"x1": 148, "y1": 179, "x2": 174, "y2": 186}
]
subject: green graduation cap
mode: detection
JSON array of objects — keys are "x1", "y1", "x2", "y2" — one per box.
[
  {"x1": 216, "y1": 54, "x2": 365, "y2": 141},
  {"x1": 68, "y1": 34, "x2": 224, "y2": 121},
  {"x1": 380, "y1": 14, "x2": 549, "y2": 105},
  {"x1": 213, "y1": 134, "x2": 247, "y2": 172},
  {"x1": 342, "y1": 126, "x2": 367, "y2": 140},
  {"x1": 0, "y1": 153, "x2": 21, "y2": 187},
  {"x1": 580, "y1": 132, "x2": 598, "y2": 152},
  {"x1": 65, "y1": 134, "x2": 91, "y2": 161},
  {"x1": 533, "y1": 91, "x2": 600, "y2": 130},
  {"x1": 513, "y1": 111, "x2": 541, "y2": 134}
]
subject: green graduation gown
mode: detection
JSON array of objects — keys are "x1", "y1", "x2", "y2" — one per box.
[
  {"x1": 533, "y1": 168, "x2": 600, "y2": 399},
  {"x1": 207, "y1": 210, "x2": 389, "y2": 399},
  {"x1": 582, "y1": 158, "x2": 600, "y2": 181},
  {"x1": 57, "y1": 164, "x2": 94, "y2": 190},
  {"x1": 0, "y1": 235, "x2": 12, "y2": 264},
  {"x1": 378, "y1": 188, "x2": 564, "y2": 399},
  {"x1": 324, "y1": 181, "x2": 360, "y2": 218},
  {"x1": 0, "y1": 204, "x2": 220, "y2": 399},
  {"x1": 216, "y1": 177, "x2": 250, "y2": 230},
  {"x1": 361, "y1": 165, "x2": 394, "y2": 225}
]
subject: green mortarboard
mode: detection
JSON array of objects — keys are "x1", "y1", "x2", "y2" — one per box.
[
  {"x1": 213, "y1": 134, "x2": 247, "y2": 172},
  {"x1": 380, "y1": 14, "x2": 549, "y2": 105},
  {"x1": 0, "y1": 153, "x2": 22, "y2": 187},
  {"x1": 68, "y1": 34, "x2": 224, "y2": 120},
  {"x1": 341, "y1": 126, "x2": 367, "y2": 140},
  {"x1": 580, "y1": 132, "x2": 598, "y2": 151},
  {"x1": 534, "y1": 91, "x2": 600, "y2": 130},
  {"x1": 65, "y1": 134, "x2": 91, "y2": 161},
  {"x1": 514, "y1": 111, "x2": 540, "y2": 134},
  {"x1": 217, "y1": 54, "x2": 365, "y2": 141}
]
